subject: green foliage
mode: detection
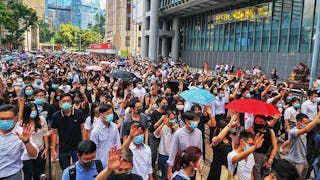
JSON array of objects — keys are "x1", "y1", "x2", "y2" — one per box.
[
  {"x1": 120, "y1": 49, "x2": 131, "y2": 56},
  {"x1": 80, "y1": 30, "x2": 102, "y2": 48},
  {"x1": 39, "y1": 20, "x2": 54, "y2": 43},
  {"x1": 1, "y1": 1, "x2": 38, "y2": 48},
  {"x1": 88, "y1": 12, "x2": 105, "y2": 39},
  {"x1": 58, "y1": 23, "x2": 80, "y2": 47}
]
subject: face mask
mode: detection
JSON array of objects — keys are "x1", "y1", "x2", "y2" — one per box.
[
  {"x1": 151, "y1": 104, "x2": 157, "y2": 110},
  {"x1": 190, "y1": 121, "x2": 198, "y2": 130},
  {"x1": 198, "y1": 85, "x2": 203, "y2": 89},
  {"x1": 82, "y1": 160, "x2": 94, "y2": 169},
  {"x1": 161, "y1": 105, "x2": 168, "y2": 110},
  {"x1": 169, "y1": 118, "x2": 177, "y2": 124},
  {"x1": 56, "y1": 96, "x2": 60, "y2": 101},
  {"x1": 113, "y1": 87, "x2": 118, "y2": 91},
  {"x1": 105, "y1": 114, "x2": 114, "y2": 123},
  {"x1": 30, "y1": 111, "x2": 38, "y2": 119},
  {"x1": 250, "y1": 88, "x2": 254, "y2": 92},
  {"x1": 213, "y1": 90, "x2": 217, "y2": 94},
  {"x1": 276, "y1": 104, "x2": 283, "y2": 109},
  {"x1": 176, "y1": 105, "x2": 184, "y2": 110},
  {"x1": 67, "y1": 76, "x2": 72, "y2": 80},
  {"x1": 312, "y1": 98, "x2": 318, "y2": 103},
  {"x1": 7, "y1": 83, "x2": 12, "y2": 86},
  {"x1": 300, "y1": 123, "x2": 307, "y2": 128},
  {"x1": 137, "y1": 108, "x2": 144, "y2": 114},
  {"x1": 25, "y1": 89, "x2": 33, "y2": 96},
  {"x1": 61, "y1": 102, "x2": 72, "y2": 110},
  {"x1": 35, "y1": 98, "x2": 45, "y2": 105},
  {"x1": 137, "y1": 84, "x2": 143, "y2": 88},
  {"x1": 245, "y1": 93, "x2": 251, "y2": 99},
  {"x1": 245, "y1": 143, "x2": 252, "y2": 151},
  {"x1": 286, "y1": 96, "x2": 292, "y2": 101},
  {"x1": 165, "y1": 93, "x2": 171, "y2": 97},
  {"x1": 133, "y1": 134, "x2": 144, "y2": 144},
  {"x1": 293, "y1": 103, "x2": 300, "y2": 109},
  {"x1": 52, "y1": 84, "x2": 58, "y2": 90},
  {"x1": 35, "y1": 79, "x2": 42, "y2": 85},
  {"x1": 219, "y1": 94, "x2": 225, "y2": 98},
  {"x1": 0, "y1": 120, "x2": 15, "y2": 131},
  {"x1": 236, "y1": 92, "x2": 241, "y2": 95}
]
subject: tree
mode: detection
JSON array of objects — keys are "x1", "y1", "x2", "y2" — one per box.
[
  {"x1": 0, "y1": 2, "x2": 9, "y2": 47},
  {"x1": 88, "y1": 12, "x2": 105, "y2": 39},
  {"x1": 80, "y1": 30, "x2": 102, "y2": 48},
  {"x1": 2, "y1": 1, "x2": 38, "y2": 48},
  {"x1": 39, "y1": 20, "x2": 54, "y2": 43},
  {"x1": 58, "y1": 23, "x2": 80, "y2": 47}
]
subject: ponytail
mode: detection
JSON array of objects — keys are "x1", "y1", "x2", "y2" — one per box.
[{"x1": 173, "y1": 146, "x2": 202, "y2": 171}]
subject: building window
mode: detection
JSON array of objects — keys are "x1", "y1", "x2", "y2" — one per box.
[
  {"x1": 126, "y1": 36, "x2": 130, "y2": 47},
  {"x1": 138, "y1": 37, "x2": 141, "y2": 47},
  {"x1": 138, "y1": 25, "x2": 141, "y2": 31}
]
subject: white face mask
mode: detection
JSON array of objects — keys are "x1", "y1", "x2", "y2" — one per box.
[{"x1": 176, "y1": 105, "x2": 184, "y2": 110}]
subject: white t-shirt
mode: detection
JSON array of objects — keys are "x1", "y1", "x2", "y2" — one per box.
[
  {"x1": 84, "y1": 116, "x2": 103, "y2": 130},
  {"x1": 132, "y1": 87, "x2": 146, "y2": 99},
  {"x1": 244, "y1": 113, "x2": 254, "y2": 130},
  {"x1": 154, "y1": 125, "x2": 174, "y2": 156},
  {"x1": 284, "y1": 106, "x2": 298, "y2": 128},
  {"x1": 227, "y1": 150, "x2": 255, "y2": 180}
]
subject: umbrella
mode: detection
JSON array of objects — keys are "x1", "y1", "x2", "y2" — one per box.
[
  {"x1": 109, "y1": 70, "x2": 137, "y2": 81},
  {"x1": 2, "y1": 56, "x2": 14, "y2": 61},
  {"x1": 85, "y1": 65, "x2": 103, "y2": 71},
  {"x1": 225, "y1": 99, "x2": 280, "y2": 116},
  {"x1": 100, "y1": 61, "x2": 111, "y2": 65},
  {"x1": 36, "y1": 55, "x2": 45, "y2": 58},
  {"x1": 180, "y1": 88, "x2": 216, "y2": 105}
]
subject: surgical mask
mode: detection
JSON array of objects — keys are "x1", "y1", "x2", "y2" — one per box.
[
  {"x1": 250, "y1": 88, "x2": 254, "y2": 92},
  {"x1": 137, "y1": 84, "x2": 143, "y2": 88},
  {"x1": 30, "y1": 111, "x2": 38, "y2": 119},
  {"x1": 52, "y1": 84, "x2": 59, "y2": 90},
  {"x1": 35, "y1": 79, "x2": 42, "y2": 85},
  {"x1": 151, "y1": 104, "x2": 157, "y2": 110},
  {"x1": 198, "y1": 85, "x2": 203, "y2": 89},
  {"x1": 176, "y1": 105, "x2": 184, "y2": 110},
  {"x1": 105, "y1": 114, "x2": 114, "y2": 123},
  {"x1": 245, "y1": 93, "x2": 251, "y2": 99},
  {"x1": 190, "y1": 121, "x2": 198, "y2": 130},
  {"x1": 236, "y1": 92, "x2": 241, "y2": 95},
  {"x1": 34, "y1": 98, "x2": 45, "y2": 105},
  {"x1": 113, "y1": 87, "x2": 118, "y2": 91},
  {"x1": 276, "y1": 104, "x2": 283, "y2": 109},
  {"x1": 61, "y1": 102, "x2": 72, "y2": 110},
  {"x1": 169, "y1": 118, "x2": 177, "y2": 124},
  {"x1": 213, "y1": 90, "x2": 218, "y2": 94},
  {"x1": 25, "y1": 90, "x2": 33, "y2": 96},
  {"x1": 82, "y1": 160, "x2": 95, "y2": 169},
  {"x1": 293, "y1": 103, "x2": 300, "y2": 109},
  {"x1": 133, "y1": 134, "x2": 144, "y2": 144},
  {"x1": 286, "y1": 96, "x2": 292, "y2": 101},
  {"x1": 300, "y1": 123, "x2": 307, "y2": 128},
  {"x1": 161, "y1": 105, "x2": 168, "y2": 110},
  {"x1": 0, "y1": 120, "x2": 15, "y2": 131},
  {"x1": 219, "y1": 94, "x2": 225, "y2": 98},
  {"x1": 245, "y1": 143, "x2": 252, "y2": 151}
]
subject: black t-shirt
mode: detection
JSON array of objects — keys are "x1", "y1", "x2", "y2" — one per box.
[
  {"x1": 51, "y1": 109, "x2": 85, "y2": 152},
  {"x1": 122, "y1": 113, "x2": 149, "y2": 137},
  {"x1": 149, "y1": 110, "x2": 164, "y2": 132},
  {"x1": 107, "y1": 173, "x2": 143, "y2": 180}
]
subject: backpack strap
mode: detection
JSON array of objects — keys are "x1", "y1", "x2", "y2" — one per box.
[
  {"x1": 95, "y1": 160, "x2": 103, "y2": 173},
  {"x1": 69, "y1": 164, "x2": 76, "y2": 180}
]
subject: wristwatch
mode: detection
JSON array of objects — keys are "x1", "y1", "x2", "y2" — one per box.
[{"x1": 23, "y1": 139, "x2": 30, "y2": 144}]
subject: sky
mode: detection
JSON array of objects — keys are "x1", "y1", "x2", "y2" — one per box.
[{"x1": 100, "y1": 0, "x2": 106, "y2": 10}]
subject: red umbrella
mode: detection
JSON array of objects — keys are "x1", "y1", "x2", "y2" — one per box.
[{"x1": 225, "y1": 99, "x2": 280, "y2": 116}]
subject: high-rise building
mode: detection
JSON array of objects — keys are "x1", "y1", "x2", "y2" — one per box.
[
  {"x1": 143, "y1": 0, "x2": 320, "y2": 79},
  {"x1": 105, "y1": 0, "x2": 143, "y2": 55},
  {"x1": 46, "y1": 0, "x2": 101, "y2": 31}
]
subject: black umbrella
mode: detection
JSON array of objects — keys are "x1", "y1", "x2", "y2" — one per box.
[{"x1": 109, "y1": 70, "x2": 137, "y2": 81}]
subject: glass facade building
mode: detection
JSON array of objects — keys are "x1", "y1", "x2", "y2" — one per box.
[
  {"x1": 46, "y1": 0, "x2": 101, "y2": 31},
  {"x1": 175, "y1": 0, "x2": 320, "y2": 79}
]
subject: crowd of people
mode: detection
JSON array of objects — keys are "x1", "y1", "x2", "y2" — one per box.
[{"x1": 0, "y1": 51, "x2": 320, "y2": 180}]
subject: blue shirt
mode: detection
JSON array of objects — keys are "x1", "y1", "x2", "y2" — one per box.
[
  {"x1": 0, "y1": 132, "x2": 24, "y2": 178},
  {"x1": 62, "y1": 161, "x2": 107, "y2": 180}
]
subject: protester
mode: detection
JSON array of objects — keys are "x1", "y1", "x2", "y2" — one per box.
[
  {"x1": 62, "y1": 140, "x2": 107, "y2": 180},
  {"x1": 51, "y1": 93, "x2": 86, "y2": 170},
  {"x1": 0, "y1": 104, "x2": 38, "y2": 180}
]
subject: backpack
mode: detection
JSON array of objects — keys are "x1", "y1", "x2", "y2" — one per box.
[{"x1": 69, "y1": 160, "x2": 103, "y2": 180}]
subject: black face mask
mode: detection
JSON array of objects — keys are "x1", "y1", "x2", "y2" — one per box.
[
  {"x1": 137, "y1": 108, "x2": 144, "y2": 114},
  {"x1": 74, "y1": 99, "x2": 82, "y2": 104},
  {"x1": 82, "y1": 160, "x2": 94, "y2": 169},
  {"x1": 7, "y1": 83, "x2": 12, "y2": 86},
  {"x1": 161, "y1": 105, "x2": 168, "y2": 110},
  {"x1": 110, "y1": 173, "x2": 132, "y2": 180}
]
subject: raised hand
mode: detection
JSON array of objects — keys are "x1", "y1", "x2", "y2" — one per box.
[
  {"x1": 107, "y1": 146, "x2": 121, "y2": 171},
  {"x1": 129, "y1": 123, "x2": 143, "y2": 138},
  {"x1": 254, "y1": 133, "x2": 264, "y2": 149},
  {"x1": 229, "y1": 114, "x2": 239, "y2": 128},
  {"x1": 16, "y1": 123, "x2": 33, "y2": 143}
]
